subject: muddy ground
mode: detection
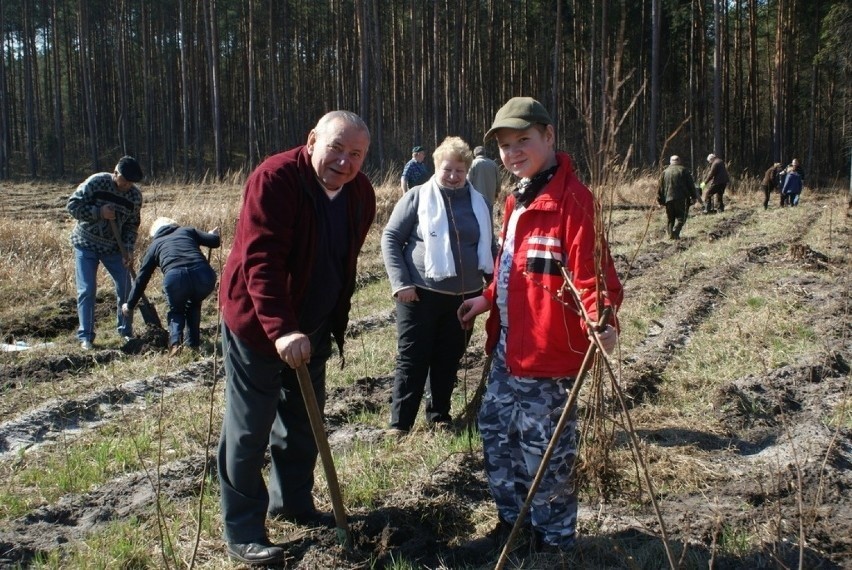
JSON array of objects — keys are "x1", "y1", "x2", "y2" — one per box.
[{"x1": 0, "y1": 190, "x2": 850, "y2": 569}]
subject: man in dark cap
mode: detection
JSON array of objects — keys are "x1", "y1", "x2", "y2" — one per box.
[
  {"x1": 400, "y1": 145, "x2": 429, "y2": 195},
  {"x1": 67, "y1": 156, "x2": 144, "y2": 349}
]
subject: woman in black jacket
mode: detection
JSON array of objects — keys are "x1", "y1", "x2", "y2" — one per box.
[{"x1": 123, "y1": 217, "x2": 221, "y2": 354}]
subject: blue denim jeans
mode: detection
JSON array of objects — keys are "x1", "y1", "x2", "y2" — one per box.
[
  {"x1": 162, "y1": 264, "x2": 217, "y2": 347},
  {"x1": 74, "y1": 246, "x2": 133, "y2": 342}
]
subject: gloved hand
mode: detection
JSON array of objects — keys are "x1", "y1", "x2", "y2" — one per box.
[{"x1": 593, "y1": 325, "x2": 618, "y2": 354}]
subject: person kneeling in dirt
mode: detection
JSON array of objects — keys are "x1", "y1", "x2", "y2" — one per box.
[
  {"x1": 458, "y1": 97, "x2": 623, "y2": 556},
  {"x1": 217, "y1": 111, "x2": 375, "y2": 566},
  {"x1": 67, "y1": 156, "x2": 144, "y2": 351},
  {"x1": 121, "y1": 217, "x2": 220, "y2": 356},
  {"x1": 702, "y1": 153, "x2": 729, "y2": 213},
  {"x1": 657, "y1": 155, "x2": 696, "y2": 239}
]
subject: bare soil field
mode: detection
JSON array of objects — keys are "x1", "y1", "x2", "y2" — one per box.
[{"x1": 0, "y1": 180, "x2": 849, "y2": 569}]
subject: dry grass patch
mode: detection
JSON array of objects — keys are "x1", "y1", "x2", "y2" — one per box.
[
  {"x1": 329, "y1": 325, "x2": 397, "y2": 387},
  {"x1": 0, "y1": 219, "x2": 73, "y2": 308},
  {"x1": 664, "y1": 267, "x2": 823, "y2": 412}
]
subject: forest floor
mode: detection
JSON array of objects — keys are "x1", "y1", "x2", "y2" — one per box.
[{"x1": 0, "y1": 180, "x2": 849, "y2": 569}]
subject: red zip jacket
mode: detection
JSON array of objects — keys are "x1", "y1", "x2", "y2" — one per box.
[
  {"x1": 483, "y1": 152, "x2": 623, "y2": 378},
  {"x1": 219, "y1": 146, "x2": 376, "y2": 357}
]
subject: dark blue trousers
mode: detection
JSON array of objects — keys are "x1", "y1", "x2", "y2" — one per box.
[
  {"x1": 162, "y1": 263, "x2": 217, "y2": 347},
  {"x1": 217, "y1": 322, "x2": 330, "y2": 544}
]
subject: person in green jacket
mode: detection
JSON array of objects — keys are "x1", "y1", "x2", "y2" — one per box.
[{"x1": 657, "y1": 155, "x2": 697, "y2": 239}]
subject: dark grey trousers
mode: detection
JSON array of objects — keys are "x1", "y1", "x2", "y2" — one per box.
[
  {"x1": 390, "y1": 287, "x2": 476, "y2": 431},
  {"x1": 664, "y1": 198, "x2": 689, "y2": 238},
  {"x1": 217, "y1": 322, "x2": 330, "y2": 544}
]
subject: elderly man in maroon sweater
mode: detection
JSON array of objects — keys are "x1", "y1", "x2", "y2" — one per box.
[{"x1": 217, "y1": 110, "x2": 375, "y2": 566}]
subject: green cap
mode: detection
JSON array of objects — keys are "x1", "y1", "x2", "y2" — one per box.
[{"x1": 484, "y1": 97, "x2": 553, "y2": 142}]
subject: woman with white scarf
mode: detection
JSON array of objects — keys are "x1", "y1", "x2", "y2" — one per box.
[{"x1": 382, "y1": 136, "x2": 493, "y2": 434}]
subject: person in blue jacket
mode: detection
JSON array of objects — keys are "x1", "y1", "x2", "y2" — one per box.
[
  {"x1": 780, "y1": 165, "x2": 803, "y2": 207},
  {"x1": 122, "y1": 217, "x2": 221, "y2": 354}
]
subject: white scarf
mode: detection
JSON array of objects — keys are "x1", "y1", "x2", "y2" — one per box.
[{"x1": 417, "y1": 178, "x2": 493, "y2": 280}]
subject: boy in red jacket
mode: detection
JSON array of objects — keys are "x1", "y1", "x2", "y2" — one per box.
[{"x1": 459, "y1": 97, "x2": 623, "y2": 554}]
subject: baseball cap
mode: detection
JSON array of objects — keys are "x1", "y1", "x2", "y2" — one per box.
[
  {"x1": 484, "y1": 97, "x2": 553, "y2": 142},
  {"x1": 412, "y1": 145, "x2": 425, "y2": 153}
]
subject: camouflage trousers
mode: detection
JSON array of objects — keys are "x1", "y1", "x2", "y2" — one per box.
[{"x1": 478, "y1": 329, "x2": 578, "y2": 550}]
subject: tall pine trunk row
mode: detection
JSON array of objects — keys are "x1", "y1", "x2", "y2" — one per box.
[{"x1": 0, "y1": 0, "x2": 849, "y2": 185}]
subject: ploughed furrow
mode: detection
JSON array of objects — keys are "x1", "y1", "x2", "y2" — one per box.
[
  {"x1": 619, "y1": 257, "x2": 746, "y2": 404},
  {"x1": 618, "y1": 206, "x2": 824, "y2": 405},
  {"x1": 325, "y1": 375, "x2": 393, "y2": 430},
  {"x1": 611, "y1": 209, "x2": 751, "y2": 284},
  {"x1": 623, "y1": 358, "x2": 852, "y2": 567},
  {"x1": 0, "y1": 351, "x2": 122, "y2": 393},
  {"x1": 0, "y1": 187, "x2": 69, "y2": 222},
  {"x1": 606, "y1": 207, "x2": 651, "y2": 231},
  {"x1": 705, "y1": 209, "x2": 754, "y2": 241},
  {"x1": 0, "y1": 455, "x2": 211, "y2": 567},
  {"x1": 0, "y1": 360, "x2": 220, "y2": 460}
]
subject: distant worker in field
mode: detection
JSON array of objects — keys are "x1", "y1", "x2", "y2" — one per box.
[
  {"x1": 458, "y1": 97, "x2": 623, "y2": 556},
  {"x1": 701, "y1": 153, "x2": 729, "y2": 214},
  {"x1": 781, "y1": 164, "x2": 803, "y2": 207},
  {"x1": 789, "y1": 158, "x2": 805, "y2": 183},
  {"x1": 778, "y1": 158, "x2": 806, "y2": 203},
  {"x1": 217, "y1": 110, "x2": 375, "y2": 567},
  {"x1": 467, "y1": 146, "x2": 500, "y2": 214},
  {"x1": 121, "y1": 217, "x2": 221, "y2": 356},
  {"x1": 761, "y1": 162, "x2": 783, "y2": 210},
  {"x1": 657, "y1": 155, "x2": 696, "y2": 239},
  {"x1": 467, "y1": 145, "x2": 501, "y2": 262},
  {"x1": 400, "y1": 145, "x2": 429, "y2": 195},
  {"x1": 67, "y1": 156, "x2": 144, "y2": 350}
]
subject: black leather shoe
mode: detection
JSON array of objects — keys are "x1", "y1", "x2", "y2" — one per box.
[{"x1": 226, "y1": 541, "x2": 285, "y2": 565}]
